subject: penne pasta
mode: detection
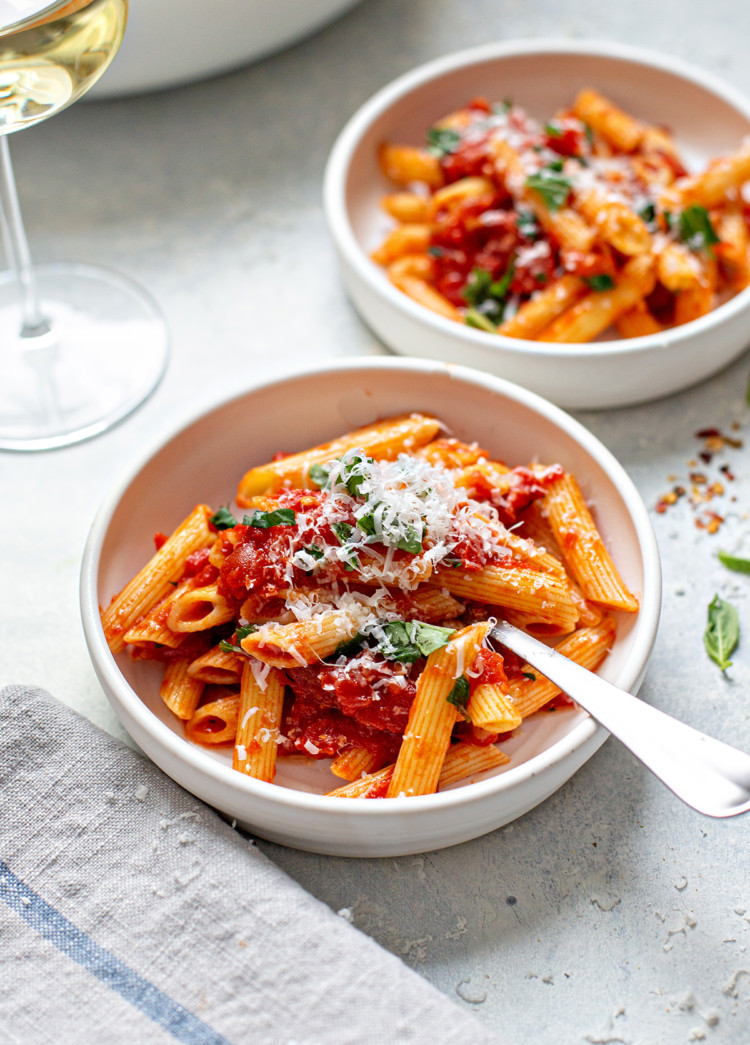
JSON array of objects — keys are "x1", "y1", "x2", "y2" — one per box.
[
  {"x1": 370, "y1": 89, "x2": 749, "y2": 344},
  {"x1": 101, "y1": 505, "x2": 213, "y2": 654},
  {"x1": 104, "y1": 415, "x2": 635, "y2": 798}
]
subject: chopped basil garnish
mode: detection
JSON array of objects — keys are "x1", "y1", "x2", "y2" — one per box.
[
  {"x1": 462, "y1": 262, "x2": 515, "y2": 325},
  {"x1": 446, "y1": 675, "x2": 471, "y2": 721},
  {"x1": 377, "y1": 620, "x2": 455, "y2": 663},
  {"x1": 584, "y1": 273, "x2": 615, "y2": 292},
  {"x1": 334, "y1": 633, "x2": 366, "y2": 658},
  {"x1": 209, "y1": 506, "x2": 238, "y2": 530},
  {"x1": 219, "y1": 624, "x2": 257, "y2": 654},
  {"x1": 678, "y1": 205, "x2": 719, "y2": 252},
  {"x1": 331, "y1": 521, "x2": 359, "y2": 571},
  {"x1": 465, "y1": 307, "x2": 497, "y2": 332},
  {"x1": 704, "y1": 594, "x2": 739, "y2": 672},
  {"x1": 521, "y1": 671, "x2": 537, "y2": 681},
  {"x1": 544, "y1": 121, "x2": 562, "y2": 138},
  {"x1": 395, "y1": 526, "x2": 424, "y2": 555},
  {"x1": 242, "y1": 507, "x2": 296, "y2": 528},
  {"x1": 426, "y1": 126, "x2": 460, "y2": 158},
  {"x1": 308, "y1": 462, "x2": 330, "y2": 488},
  {"x1": 718, "y1": 550, "x2": 750, "y2": 574},
  {"x1": 638, "y1": 202, "x2": 657, "y2": 228},
  {"x1": 525, "y1": 168, "x2": 572, "y2": 212},
  {"x1": 517, "y1": 210, "x2": 540, "y2": 241}
]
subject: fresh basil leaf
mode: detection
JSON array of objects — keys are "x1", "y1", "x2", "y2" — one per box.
[
  {"x1": 306, "y1": 544, "x2": 324, "y2": 560},
  {"x1": 412, "y1": 622, "x2": 456, "y2": 656},
  {"x1": 378, "y1": 621, "x2": 421, "y2": 663},
  {"x1": 521, "y1": 671, "x2": 537, "y2": 681},
  {"x1": 308, "y1": 463, "x2": 330, "y2": 489},
  {"x1": 544, "y1": 122, "x2": 562, "y2": 138},
  {"x1": 331, "y1": 521, "x2": 359, "y2": 571},
  {"x1": 678, "y1": 205, "x2": 719, "y2": 252},
  {"x1": 219, "y1": 624, "x2": 257, "y2": 654},
  {"x1": 704, "y1": 594, "x2": 739, "y2": 672},
  {"x1": 342, "y1": 451, "x2": 370, "y2": 495},
  {"x1": 517, "y1": 210, "x2": 540, "y2": 240},
  {"x1": 638, "y1": 202, "x2": 657, "y2": 228},
  {"x1": 334, "y1": 633, "x2": 366, "y2": 658},
  {"x1": 525, "y1": 169, "x2": 572, "y2": 212},
  {"x1": 462, "y1": 262, "x2": 515, "y2": 324},
  {"x1": 493, "y1": 98, "x2": 513, "y2": 115},
  {"x1": 465, "y1": 308, "x2": 497, "y2": 332},
  {"x1": 376, "y1": 620, "x2": 455, "y2": 663},
  {"x1": 426, "y1": 126, "x2": 460, "y2": 158},
  {"x1": 718, "y1": 550, "x2": 750, "y2": 574},
  {"x1": 209, "y1": 506, "x2": 238, "y2": 530},
  {"x1": 584, "y1": 273, "x2": 615, "y2": 292},
  {"x1": 395, "y1": 526, "x2": 424, "y2": 554},
  {"x1": 446, "y1": 675, "x2": 471, "y2": 721},
  {"x1": 332, "y1": 521, "x2": 354, "y2": 543},
  {"x1": 242, "y1": 507, "x2": 296, "y2": 528}
]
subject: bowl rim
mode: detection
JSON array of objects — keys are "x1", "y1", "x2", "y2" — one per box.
[
  {"x1": 323, "y1": 37, "x2": 750, "y2": 360},
  {"x1": 80, "y1": 356, "x2": 662, "y2": 820}
]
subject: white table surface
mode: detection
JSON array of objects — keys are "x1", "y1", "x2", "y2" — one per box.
[{"x1": 3, "y1": 1, "x2": 750, "y2": 1042}]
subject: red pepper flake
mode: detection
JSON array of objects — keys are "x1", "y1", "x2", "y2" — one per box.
[
  {"x1": 655, "y1": 486, "x2": 686, "y2": 513},
  {"x1": 696, "y1": 511, "x2": 724, "y2": 534}
]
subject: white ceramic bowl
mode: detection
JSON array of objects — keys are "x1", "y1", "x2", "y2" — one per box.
[
  {"x1": 80, "y1": 358, "x2": 661, "y2": 857},
  {"x1": 324, "y1": 40, "x2": 750, "y2": 410},
  {"x1": 94, "y1": 0, "x2": 363, "y2": 98}
]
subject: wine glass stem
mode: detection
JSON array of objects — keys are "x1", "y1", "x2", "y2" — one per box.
[{"x1": 0, "y1": 136, "x2": 50, "y2": 337}]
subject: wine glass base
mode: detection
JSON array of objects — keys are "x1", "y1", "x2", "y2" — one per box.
[{"x1": 0, "y1": 262, "x2": 169, "y2": 451}]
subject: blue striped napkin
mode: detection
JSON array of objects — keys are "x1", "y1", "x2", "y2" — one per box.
[{"x1": 0, "y1": 684, "x2": 502, "y2": 1045}]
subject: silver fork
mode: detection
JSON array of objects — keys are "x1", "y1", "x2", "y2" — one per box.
[{"x1": 490, "y1": 621, "x2": 750, "y2": 818}]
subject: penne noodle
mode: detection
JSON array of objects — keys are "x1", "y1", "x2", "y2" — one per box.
[
  {"x1": 536, "y1": 254, "x2": 656, "y2": 343},
  {"x1": 387, "y1": 622, "x2": 491, "y2": 798},
  {"x1": 233, "y1": 664, "x2": 286, "y2": 782},
  {"x1": 185, "y1": 693, "x2": 241, "y2": 745},
  {"x1": 507, "y1": 618, "x2": 617, "y2": 718},
  {"x1": 102, "y1": 505, "x2": 213, "y2": 654},
  {"x1": 541, "y1": 473, "x2": 638, "y2": 612},
  {"x1": 236, "y1": 413, "x2": 441, "y2": 503},
  {"x1": 106, "y1": 414, "x2": 634, "y2": 800},
  {"x1": 159, "y1": 659, "x2": 205, "y2": 720}
]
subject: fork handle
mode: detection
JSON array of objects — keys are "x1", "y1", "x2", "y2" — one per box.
[{"x1": 490, "y1": 621, "x2": 750, "y2": 818}]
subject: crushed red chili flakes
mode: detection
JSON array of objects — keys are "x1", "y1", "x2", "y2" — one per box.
[{"x1": 654, "y1": 425, "x2": 743, "y2": 534}]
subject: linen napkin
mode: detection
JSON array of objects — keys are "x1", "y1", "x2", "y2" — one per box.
[{"x1": 0, "y1": 684, "x2": 504, "y2": 1045}]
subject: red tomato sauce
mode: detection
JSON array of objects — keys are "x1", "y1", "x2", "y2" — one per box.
[{"x1": 281, "y1": 652, "x2": 418, "y2": 761}]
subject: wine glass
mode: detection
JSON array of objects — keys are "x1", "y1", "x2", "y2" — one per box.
[{"x1": 0, "y1": 0, "x2": 168, "y2": 451}]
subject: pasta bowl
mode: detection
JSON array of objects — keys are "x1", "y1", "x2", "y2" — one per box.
[
  {"x1": 80, "y1": 357, "x2": 660, "y2": 857},
  {"x1": 324, "y1": 40, "x2": 750, "y2": 409}
]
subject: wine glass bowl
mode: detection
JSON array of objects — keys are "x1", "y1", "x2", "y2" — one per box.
[
  {"x1": 0, "y1": 0, "x2": 127, "y2": 131},
  {"x1": 0, "y1": 0, "x2": 168, "y2": 451}
]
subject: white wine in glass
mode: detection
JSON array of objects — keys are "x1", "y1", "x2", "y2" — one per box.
[{"x1": 0, "y1": 0, "x2": 169, "y2": 451}]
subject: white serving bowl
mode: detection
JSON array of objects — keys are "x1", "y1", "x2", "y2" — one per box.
[
  {"x1": 94, "y1": 0, "x2": 363, "y2": 98},
  {"x1": 80, "y1": 358, "x2": 661, "y2": 857},
  {"x1": 324, "y1": 40, "x2": 750, "y2": 410}
]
